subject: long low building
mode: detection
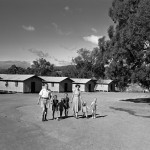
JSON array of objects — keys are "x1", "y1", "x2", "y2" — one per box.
[
  {"x1": 39, "y1": 76, "x2": 73, "y2": 92},
  {"x1": 71, "y1": 78, "x2": 96, "y2": 92},
  {"x1": 0, "y1": 74, "x2": 42, "y2": 93},
  {"x1": 95, "y1": 79, "x2": 115, "y2": 92}
]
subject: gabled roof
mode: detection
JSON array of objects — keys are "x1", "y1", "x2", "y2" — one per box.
[
  {"x1": 0, "y1": 74, "x2": 38, "y2": 81},
  {"x1": 71, "y1": 78, "x2": 93, "y2": 84},
  {"x1": 39, "y1": 76, "x2": 73, "y2": 83},
  {"x1": 97, "y1": 79, "x2": 113, "y2": 85}
]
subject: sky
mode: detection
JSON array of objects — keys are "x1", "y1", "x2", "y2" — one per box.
[{"x1": 0, "y1": 0, "x2": 113, "y2": 66}]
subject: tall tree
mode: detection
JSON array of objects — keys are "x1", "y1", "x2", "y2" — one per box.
[{"x1": 107, "y1": 0, "x2": 150, "y2": 90}]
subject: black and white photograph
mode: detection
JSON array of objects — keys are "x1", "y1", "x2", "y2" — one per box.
[{"x1": 0, "y1": 0, "x2": 150, "y2": 149}]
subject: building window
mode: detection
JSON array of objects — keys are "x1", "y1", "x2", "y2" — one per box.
[
  {"x1": 51, "y1": 83, "x2": 54, "y2": 87},
  {"x1": 15, "y1": 81, "x2": 18, "y2": 87},
  {"x1": 5, "y1": 81, "x2": 8, "y2": 87}
]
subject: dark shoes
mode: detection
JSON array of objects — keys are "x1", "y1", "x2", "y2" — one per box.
[{"x1": 42, "y1": 115, "x2": 48, "y2": 121}]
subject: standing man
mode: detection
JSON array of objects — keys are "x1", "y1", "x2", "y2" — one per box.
[{"x1": 38, "y1": 83, "x2": 52, "y2": 121}]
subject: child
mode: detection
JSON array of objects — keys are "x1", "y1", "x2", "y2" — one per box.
[
  {"x1": 82, "y1": 101, "x2": 88, "y2": 118},
  {"x1": 63, "y1": 93, "x2": 70, "y2": 118},
  {"x1": 52, "y1": 95, "x2": 59, "y2": 120},
  {"x1": 58, "y1": 98, "x2": 64, "y2": 119},
  {"x1": 91, "y1": 98, "x2": 97, "y2": 119}
]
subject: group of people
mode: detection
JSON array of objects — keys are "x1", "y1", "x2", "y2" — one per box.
[{"x1": 38, "y1": 83, "x2": 97, "y2": 122}]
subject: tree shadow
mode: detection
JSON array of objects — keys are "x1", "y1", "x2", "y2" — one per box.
[
  {"x1": 110, "y1": 106, "x2": 150, "y2": 118},
  {"x1": 121, "y1": 98, "x2": 150, "y2": 104}
]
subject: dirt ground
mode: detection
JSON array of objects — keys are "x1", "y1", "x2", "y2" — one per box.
[{"x1": 0, "y1": 92, "x2": 150, "y2": 150}]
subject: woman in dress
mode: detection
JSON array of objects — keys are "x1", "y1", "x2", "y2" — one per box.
[{"x1": 72, "y1": 84, "x2": 82, "y2": 119}]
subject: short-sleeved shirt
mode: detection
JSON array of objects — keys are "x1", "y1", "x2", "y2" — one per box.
[{"x1": 39, "y1": 88, "x2": 51, "y2": 98}]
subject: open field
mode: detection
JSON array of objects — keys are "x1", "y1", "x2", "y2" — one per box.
[{"x1": 0, "y1": 92, "x2": 150, "y2": 150}]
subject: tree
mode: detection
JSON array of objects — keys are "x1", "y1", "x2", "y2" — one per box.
[
  {"x1": 6, "y1": 65, "x2": 26, "y2": 74},
  {"x1": 31, "y1": 58, "x2": 54, "y2": 76},
  {"x1": 72, "y1": 48, "x2": 93, "y2": 78},
  {"x1": 107, "y1": 0, "x2": 150, "y2": 89},
  {"x1": 91, "y1": 47, "x2": 105, "y2": 79}
]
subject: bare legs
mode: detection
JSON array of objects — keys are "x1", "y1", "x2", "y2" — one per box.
[
  {"x1": 64, "y1": 109, "x2": 68, "y2": 118},
  {"x1": 92, "y1": 110, "x2": 96, "y2": 119},
  {"x1": 52, "y1": 110, "x2": 59, "y2": 120}
]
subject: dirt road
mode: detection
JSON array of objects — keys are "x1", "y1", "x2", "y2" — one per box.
[{"x1": 0, "y1": 92, "x2": 150, "y2": 150}]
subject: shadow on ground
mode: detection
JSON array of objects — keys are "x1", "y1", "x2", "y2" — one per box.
[
  {"x1": 110, "y1": 107, "x2": 150, "y2": 118},
  {"x1": 0, "y1": 91, "x2": 16, "y2": 94},
  {"x1": 78, "y1": 114, "x2": 107, "y2": 119},
  {"x1": 49, "y1": 114, "x2": 108, "y2": 120},
  {"x1": 121, "y1": 98, "x2": 150, "y2": 104}
]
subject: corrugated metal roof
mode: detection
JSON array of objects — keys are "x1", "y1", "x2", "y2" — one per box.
[
  {"x1": 0, "y1": 74, "x2": 36, "y2": 81},
  {"x1": 71, "y1": 78, "x2": 92, "y2": 84},
  {"x1": 97, "y1": 79, "x2": 113, "y2": 84},
  {"x1": 39, "y1": 76, "x2": 72, "y2": 83}
]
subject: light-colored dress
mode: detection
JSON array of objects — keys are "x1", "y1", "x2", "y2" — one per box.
[
  {"x1": 82, "y1": 102, "x2": 88, "y2": 113},
  {"x1": 72, "y1": 89, "x2": 81, "y2": 113}
]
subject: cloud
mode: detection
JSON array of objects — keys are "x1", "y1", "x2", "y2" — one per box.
[
  {"x1": 64, "y1": 6, "x2": 70, "y2": 11},
  {"x1": 53, "y1": 57, "x2": 71, "y2": 66},
  {"x1": 59, "y1": 44, "x2": 77, "y2": 52},
  {"x1": 51, "y1": 22, "x2": 71, "y2": 36},
  {"x1": 51, "y1": 22, "x2": 58, "y2": 29},
  {"x1": 83, "y1": 35, "x2": 103, "y2": 45},
  {"x1": 91, "y1": 28, "x2": 97, "y2": 33},
  {"x1": 28, "y1": 48, "x2": 49, "y2": 58},
  {"x1": 22, "y1": 25, "x2": 35, "y2": 31}
]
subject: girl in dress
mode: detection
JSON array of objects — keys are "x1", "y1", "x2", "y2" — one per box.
[
  {"x1": 82, "y1": 101, "x2": 88, "y2": 118},
  {"x1": 91, "y1": 98, "x2": 97, "y2": 119}
]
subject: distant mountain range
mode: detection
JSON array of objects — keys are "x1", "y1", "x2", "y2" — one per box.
[{"x1": 0, "y1": 61, "x2": 31, "y2": 70}]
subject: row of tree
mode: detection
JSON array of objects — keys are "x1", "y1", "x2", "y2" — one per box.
[{"x1": 1, "y1": 0, "x2": 150, "y2": 91}]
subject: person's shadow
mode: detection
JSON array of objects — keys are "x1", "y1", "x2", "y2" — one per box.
[{"x1": 79, "y1": 114, "x2": 107, "y2": 119}]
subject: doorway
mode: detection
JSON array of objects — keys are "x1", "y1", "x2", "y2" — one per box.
[
  {"x1": 31, "y1": 82, "x2": 35, "y2": 93},
  {"x1": 88, "y1": 84, "x2": 91, "y2": 92},
  {"x1": 64, "y1": 83, "x2": 68, "y2": 92}
]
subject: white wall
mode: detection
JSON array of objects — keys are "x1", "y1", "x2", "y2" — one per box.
[
  {"x1": 47, "y1": 82, "x2": 60, "y2": 92},
  {"x1": 0, "y1": 81, "x2": 24, "y2": 92},
  {"x1": 95, "y1": 84, "x2": 108, "y2": 92}
]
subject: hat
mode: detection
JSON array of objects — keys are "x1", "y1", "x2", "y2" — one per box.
[{"x1": 75, "y1": 84, "x2": 80, "y2": 88}]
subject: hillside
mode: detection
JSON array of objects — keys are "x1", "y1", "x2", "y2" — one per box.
[{"x1": 0, "y1": 61, "x2": 31, "y2": 70}]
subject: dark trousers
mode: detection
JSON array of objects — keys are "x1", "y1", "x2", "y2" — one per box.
[{"x1": 60, "y1": 110, "x2": 63, "y2": 118}]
